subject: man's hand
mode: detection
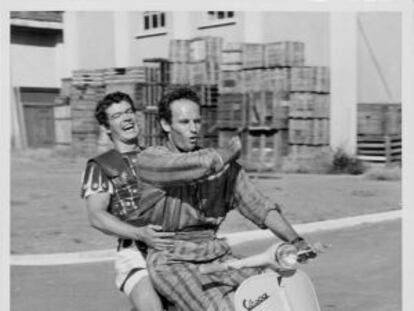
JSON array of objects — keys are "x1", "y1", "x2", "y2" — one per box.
[
  {"x1": 135, "y1": 225, "x2": 175, "y2": 251},
  {"x1": 213, "y1": 136, "x2": 242, "y2": 171},
  {"x1": 292, "y1": 238, "x2": 318, "y2": 263},
  {"x1": 225, "y1": 136, "x2": 242, "y2": 160}
]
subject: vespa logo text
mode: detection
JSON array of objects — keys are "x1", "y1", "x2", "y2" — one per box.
[{"x1": 242, "y1": 293, "x2": 270, "y2": 311}]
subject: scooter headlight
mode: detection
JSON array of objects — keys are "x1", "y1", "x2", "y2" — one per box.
[{"x1": 274, "y1": 243, "x2": 298, "y2": 269}]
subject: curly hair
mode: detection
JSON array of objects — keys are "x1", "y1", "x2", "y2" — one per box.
[
  {"x1": 158, "y1": 86, "x2": 201, "y2": 125},
  {"x1": 95, "y1": 91, "x2": 135, "y2": 128}
]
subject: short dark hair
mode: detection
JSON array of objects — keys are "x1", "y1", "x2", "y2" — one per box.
[
  {"x1": 158, "y1": 86, "x2": 201, "y2": 125},
  {"x1": 95, "y1": 91, "x2": 135, "y2": 128}
]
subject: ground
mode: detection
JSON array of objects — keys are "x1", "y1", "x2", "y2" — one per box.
[
  {"x1": 10, "y1": 148, "x2": 401, "y2": 254},
  {"x1": 9, "y1": 148, "x2": 402, "y2": 311},
  {"x1": 10, "y1": 221, "x2": 401, "y2": 311}
]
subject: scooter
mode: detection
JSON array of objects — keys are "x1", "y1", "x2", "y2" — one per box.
[{"x1": 199, "y1": 242, "x2": 325, "y2": 311}]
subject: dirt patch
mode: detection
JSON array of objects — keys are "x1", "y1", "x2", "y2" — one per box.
[{"x1": 10, "y1": 149, "x2": 401, "y2": 254}]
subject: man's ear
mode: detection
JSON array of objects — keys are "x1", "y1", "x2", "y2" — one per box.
[{"x1": 160, "y1": 118, "x2": 171, "y2": 133}]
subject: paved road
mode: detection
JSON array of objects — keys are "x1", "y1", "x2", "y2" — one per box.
[{"x1": 11, "y1": 220, "x2": 401, "y2": 311}]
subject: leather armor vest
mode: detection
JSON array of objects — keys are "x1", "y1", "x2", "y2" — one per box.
[{"x1": 91, "y1": 149, "x2": 142, "y2": 222}]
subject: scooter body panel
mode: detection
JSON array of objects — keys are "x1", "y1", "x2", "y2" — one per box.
[{"x1": 234, "y1": 270, "x2": 320, "y2": 311}]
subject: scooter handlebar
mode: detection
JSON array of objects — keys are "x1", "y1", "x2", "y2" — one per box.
[
  {"x1": 199, "y1": 242, "x2": 328, "y2": 274},
  {"x1": 199, "y1": 243, "x2": 290, "y2": 274}
]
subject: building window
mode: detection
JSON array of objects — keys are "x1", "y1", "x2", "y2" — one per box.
[
  {"x1": 199, "y1": 11, "x2": 236, "y2": 29},
  {"x1": 143, "y1": 11, "x2": 166, "y2": 31},
  {"x1": 207, "y1": 11, "x2": 235, "y2": 21},
  {"x1": 137, "y1": 11, "x2": 167, "y2": 38}
]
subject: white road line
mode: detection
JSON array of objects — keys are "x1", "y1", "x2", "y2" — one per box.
[{"x1": 10, "y1": 210, "x2": 401, "y2": 266}]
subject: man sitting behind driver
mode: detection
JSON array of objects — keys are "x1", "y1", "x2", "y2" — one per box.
[{"x1": 81, "y1": 91, "x2": 242, "y2": 311}]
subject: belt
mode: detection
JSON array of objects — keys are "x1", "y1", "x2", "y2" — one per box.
[{"x1": 171, "y1": 229, "x2": 217, "y2": 242}]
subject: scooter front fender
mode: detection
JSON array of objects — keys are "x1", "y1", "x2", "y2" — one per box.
[{"x1": 234, "y1": 270, "x2": 321, "y2": 311}]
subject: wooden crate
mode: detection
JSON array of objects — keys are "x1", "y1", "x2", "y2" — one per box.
[
  {"x1": 288, "y1": 118, "x2": 329, "y2": 145},
  {"x1": 221, "y1": 42, "x2": 243, "y2": 71},
  {"x1": 170, "y1": 62, "x2": 190, "y2": 85},
  {"x1": 189, "y1": 36, "x2": 223, "y2": 63},
  {"x1": 289, "y1": 93, "x2": 330, "y2": 118},
  {"x1": 242, "y1": 69, "x2": 264, "y2": 92},
  {"x1": 221, "y1": 63, "x2": 243, "y2": 71},
  {"x1": 201, "y1": 106, "x2": 218, "y2": 134},
  {"x1": 288, "y1": 119, "x2": 311, "y2": 145},
  {"x1": 264, "y1": 41, "x2": 305, "y2": 67},
  {"x1": 220, "y1": 71, "x2": 242, "y2": 94},
  {"x1": 217, "y1": 93, "x2": 247, "y2": 129},
  {"x1": 290, "y1": 66, "x2": 330, "y2": 93},
  {"x1": 357, "y1": 134, "x2": 401, "y2": 164},
  {"x1": 311, "y1": 119, "x2": 330, "y2": 145},
  {"x1": 263, "y1": 68, "x2": 291, "y2": 92},
  {"x1": 143, "y1": 58, "x2": 171, "y2": 84},
  {"x1": 103, "y1": 66, "x2": 153, "y2": 84},
  {"x1": 358, "y1": 103, "x2": 401, "y2": 136},
  {"x1": 72, "y1": 69, "x2": 106, "y2": 86},
  {"x1": 169, "y1": 39, "x2": 190, "y2": 63},
  {"x1": 244, "y1": 129, "x2": 288, "y2": 171},
  {"x1": 246, "y1": 91, "x2": 289, "y2": 128},
  {"x1": 242, "y1": 43, "x2": 265, "y2": 69},
  {"x1": 189, "y1": 61, "x2": 221, "y2": 85}
]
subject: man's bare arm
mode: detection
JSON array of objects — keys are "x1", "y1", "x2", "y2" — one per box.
[{"x1": 85, "y1": 193, "x2": 174, "y2": 250}]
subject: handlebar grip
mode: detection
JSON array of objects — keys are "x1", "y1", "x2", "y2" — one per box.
[{"x1": 199, "y1": 263, "x2": 229, "y2": 274}]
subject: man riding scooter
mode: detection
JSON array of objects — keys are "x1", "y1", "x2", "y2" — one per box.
[{"x1": 135, "y1": 86, "x2": 317, "y2": 311}]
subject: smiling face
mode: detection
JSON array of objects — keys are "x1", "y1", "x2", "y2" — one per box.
[
  {"x1": 160, "y1": 99, "x2": 201, "y2": 152},
  {"x1": 105, "y1": 101, "x2": 139, "y2": 152}
]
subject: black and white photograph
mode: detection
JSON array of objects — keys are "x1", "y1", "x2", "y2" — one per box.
[{"x1": 2, "y1": 1, "x2": 413, "y2": 311}]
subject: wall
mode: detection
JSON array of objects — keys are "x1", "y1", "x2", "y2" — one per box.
[
  {"x1": 357, "y1": 12, "x2": 401, "y2": 104},
  {"x1": 10, "y1": 26, "x2": 62, "y2": 88},
  {"x1": 190, "y1": 12, "x2": 242, "y2": 42},
  {"x1": 130, "y1": 12, "x2": 171, "y2": 66},
  {"x1": 74, "y1": 12, "x2": 116, "y2": 70}
]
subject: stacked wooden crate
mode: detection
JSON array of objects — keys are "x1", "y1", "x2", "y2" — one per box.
[
  {"x1": 143, "y1": 58, "x2": 171, "y2": 84},
  {"x1": 195, "y1": 84, "x2": 220, "y2": 148},
  {"x1": 104, "y1": 66, "x2": 163, "y2": 110},
  {"x1": 216, "y1": 41, "x2": 331, "y2": 170},
  {"x1": 143, "y1": 106, "x2": 162, "y2": 147},
  {"x1": 357, "y1": 103, "x2": 401, "y2": 164},
  {"x1": 287, "y1": 64, "x2": 330, "y2": 159},
  {"x1": 189, "y1": 36, "x2": 223, "y2": 85},
  {"x1": 70, "y1": 71, "x2": 106, "y2": 154},
  {"x1": 217, "y1": 42, "x2": 301, "y2": 170},
  {"x1": 169, "y1": 39, "x2": 191, "y2": 85},
  {"x1": 288, "y1": 88, "x2": 330, "y2": 158}
]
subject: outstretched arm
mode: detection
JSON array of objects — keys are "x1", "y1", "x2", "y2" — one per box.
[
  {"x1": 233, "y1": 168, "x2": 301, "y2": 242},
  {"x1": 137, "y1": 136, "x2": 241, "y2": 186}
]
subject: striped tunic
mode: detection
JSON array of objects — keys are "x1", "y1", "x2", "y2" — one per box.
[{"x1": 136, "y1": 142, "x2": 281, "y2": 311}]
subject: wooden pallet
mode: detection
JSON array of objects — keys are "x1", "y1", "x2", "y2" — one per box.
[{"x1": 357, "y1": 134, "x2": 401, "y2": 164}]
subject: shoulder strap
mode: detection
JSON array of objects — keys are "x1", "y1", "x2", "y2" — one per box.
[{"x1": 91, "y1": 149, "x2": 129, "y2": 178}]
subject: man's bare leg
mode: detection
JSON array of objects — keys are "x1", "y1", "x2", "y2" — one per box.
[{"x1": 129, "y1": 276, "x2": 164, "y2": 311}]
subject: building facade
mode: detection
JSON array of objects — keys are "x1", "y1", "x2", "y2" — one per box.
[{"x1": 10, "y1": 11, "x2": 401, "y2": 153}]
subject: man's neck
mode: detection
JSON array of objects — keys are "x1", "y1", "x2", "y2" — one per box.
[{"x1": 114, "y1": 140, "x2": 139, "y2": 153}]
